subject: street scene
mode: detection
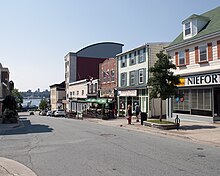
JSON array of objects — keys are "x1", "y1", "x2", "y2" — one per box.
[
  {"x1": 0, "y1": 113, "x2": 220, "y2": 176},
  {"x1": 1, "y1": 1, "x2": 220, "y2": 176}
]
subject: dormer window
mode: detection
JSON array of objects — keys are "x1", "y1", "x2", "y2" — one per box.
[{"x1": 185, "y1": 22, "x2": 191, "y2": 36}]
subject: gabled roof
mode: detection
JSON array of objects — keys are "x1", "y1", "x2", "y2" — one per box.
[
  {"x1": 168, "y1": 6, "x2": 220, "y2": 48},
  {"x1": 182, "y1": 14, "x2": 210, "y2": 24}
]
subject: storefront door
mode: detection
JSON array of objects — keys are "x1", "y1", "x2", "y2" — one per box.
[{"x1": 214, "y1": 88, "x2": 220, "y2": 116}]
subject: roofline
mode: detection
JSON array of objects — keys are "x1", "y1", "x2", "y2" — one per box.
[
  {"x1": 166, "y1": 30, "x2": 220, "y2": 51},
  {"x1": 76, "y1": 42, "x2": 124, "y2": 54},
  {"x1": 116, "y1": 42, "x2": 169, "y2": 57},
  {"x1": 69, "y1": 79, "x2": 87, "y2": 86}
]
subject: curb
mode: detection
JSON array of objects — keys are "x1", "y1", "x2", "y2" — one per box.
[{"x1": 0, "y1": 157, "x2": 37, "y2": 176}]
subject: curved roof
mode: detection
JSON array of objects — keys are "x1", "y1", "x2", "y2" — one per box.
[{"x1": 76, "y1": 42, "x2": 123, "y2": 54}]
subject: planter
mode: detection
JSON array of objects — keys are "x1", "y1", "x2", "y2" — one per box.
[{"x1": 143, "y1": 121, "x2": 178, "y2": 130}]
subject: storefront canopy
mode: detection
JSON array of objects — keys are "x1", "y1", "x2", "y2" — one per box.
[{"x1": 86, "y1": 98, "x2": 113, "y2": 104}]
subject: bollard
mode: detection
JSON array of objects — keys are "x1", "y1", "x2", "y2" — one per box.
[{"x1": 175, "y1": 115, "x2": 180, "y2": 130}]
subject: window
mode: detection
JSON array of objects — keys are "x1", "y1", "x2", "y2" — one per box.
[
  {"x1": 139, "y1": 49, "x2": 144, "y2": 63},
  {"x1": 121, "y1": 73, "x2": 126, "y2": 86},
  {"x1": 121, "y1": 56, "x2": 126, "y2": 67},
  {"x1": 70, "y1": 92, "x2": 72, "y2": 97},
  {"x1": 185, "y1": 22, "x2": 191, "y2": 35},
  {"x1": 130, "y1": 71, "x2": 135, "y2": 86},
  {"x1": 82, "y1": 90, "x2": 84, "y2": 95},
  {"x1": 72, "y1": 91, "x2": 75, "y2": 96},
  {"x1": 111, "y1": 70, "x2": 115, "y2": 81},
  {"x1": 130, "y1": 53, "x2": 136, "y2": 65},
  {"x1": 191, "y1": 89, "x2": 211, "y2": 110},
  {"x1": 179, "y1": 51, "x2": 185, "y2": 65},
  {"x1": 138, "y1": 69, "x2": 144, "y2": 84},
  {"x1": 77, "y1": 91, "x2": 79, "y2": 95},
  {"x1": 199, "y1": 46, "x2": 207, "y2": 62},
  {"x1": 103, "y1": 72, "x2": 106, "y2": 82}
]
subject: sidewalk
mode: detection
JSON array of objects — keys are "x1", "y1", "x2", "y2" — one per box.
[
  {"x1": 84, "y1": 117, "x2": 220, "y2": 146},
  {"x1": 0, "y1": 157, "x2": 37, "y2": 176}
]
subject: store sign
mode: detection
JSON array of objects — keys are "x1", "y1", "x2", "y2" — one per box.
[
  {"x1": 178, "y1": 73, "x2": 220, "y2": 87},
  {"x1": 118, "y1": 90, "x2": 137, "y2": 96}
]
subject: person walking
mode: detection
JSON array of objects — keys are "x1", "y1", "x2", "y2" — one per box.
[
  {"x1": 127, "y1": 104, "x2": 132, "y2": 124},
  {"x1": 135, "y1": 103, "x2": 141, "y2": 122}
]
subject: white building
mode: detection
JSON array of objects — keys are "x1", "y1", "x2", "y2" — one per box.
[
  {"x1": 116, "y1": 43, "x2": 169, "y2": 117},
  {"x1": 166, "y1": 6, "x2": 220, "y2": 122}
]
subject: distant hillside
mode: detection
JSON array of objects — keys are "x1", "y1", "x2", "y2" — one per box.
[{"x1": 21, "y1": 89, "x2": 50, "y2": 99}]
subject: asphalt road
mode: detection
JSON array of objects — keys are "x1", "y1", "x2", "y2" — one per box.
[{"x1": 0, "y1": 115, "x2": 220, "y2": 176}]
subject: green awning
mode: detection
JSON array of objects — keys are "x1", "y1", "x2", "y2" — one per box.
[{"x1": 86, "y1": 98, "x2": 113, "y2": 104}]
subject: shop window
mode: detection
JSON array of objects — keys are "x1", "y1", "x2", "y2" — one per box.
[
  {"x1": 173, "y1": 89, "x2": 189, "y2": 111},
  {"x1": 191, "y1": 89, "x2": 211, "y2": 110}
]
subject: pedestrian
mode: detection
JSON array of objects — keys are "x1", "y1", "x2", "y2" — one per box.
[
  {"x1": 135, "y1": 103, "x2": 140, "y2": 122},
  {"x1": 127, "y1": 104, "x2": 132, "y2": 124}
]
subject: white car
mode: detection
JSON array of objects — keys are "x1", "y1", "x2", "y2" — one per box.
[
  {"x1": 46, "y1": 111, "x2": 52, "y2": 116},
  {"x1": 54, "y1": 109, "x2": 66, "y2": 117}
]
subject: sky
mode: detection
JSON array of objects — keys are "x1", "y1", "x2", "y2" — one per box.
[{"x1": 0, "y1": 0, "x2": 220, "y2": 92}]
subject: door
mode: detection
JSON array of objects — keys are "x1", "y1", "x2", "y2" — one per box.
[{"x1": 214, "y1": 88, "x2": 220, "y2": 116}]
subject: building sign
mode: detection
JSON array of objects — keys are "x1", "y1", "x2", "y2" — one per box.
[
  {"x1": 118, "y1": 90, "x2": 137, "y2": 96},
  {"x1": 177, "y1": 73, "x2": 220, "y2": 87}
]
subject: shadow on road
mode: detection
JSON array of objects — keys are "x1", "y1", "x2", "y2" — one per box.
[
  {"x1": 181, "y1": 125, "x2": 217, "y2": 130},
  {"x1": 0, "y1": 119, "x2": 54, "y2": 135}
]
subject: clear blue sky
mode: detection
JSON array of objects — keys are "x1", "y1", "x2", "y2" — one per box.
[{"x1": 0, "y1": 0, "x2": 220, "y2": 91}]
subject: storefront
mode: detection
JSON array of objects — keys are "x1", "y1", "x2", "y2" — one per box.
[
  {"x1": 173, "y1": 72, "x2": 220, "y2": 120},
  {"x1": 117, "y1": 89, "x2": 148, "y2": 117}
]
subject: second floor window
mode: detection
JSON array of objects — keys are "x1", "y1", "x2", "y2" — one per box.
[
  {"x1": 77, "y1": 91, "x2": 79, "y2": 95},
  {"x1": 130, "y1": 53, "x2": 136, "y2": 65},
  {"x1": 199, "y1": 46, "x2": 207, "y2": 62},
  {"x1": 139, "y1": 69, "x2": 144, "y2": 84},
  {"x1": 82, "y1": 90, "x2": 84, "y2": 95},
  {"x1": 111, "y1": 70, "x2": 115, "y2": 81},
  {"x1": 130, "y1": 71, "x2": 135, "y2": 86},
  {"x1": 103, "y1": 72, "x2": 106, "y2": 82},
  {"x1": 179, "y1": 51, "x2": 185, "y2": 65},
  {"x1": 121, "y1": 73, "x2": 126, "y2": 86}
]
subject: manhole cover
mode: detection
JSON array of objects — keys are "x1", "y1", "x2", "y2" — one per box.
[
  {"x1": 197, "y1": 154, "x2": 206, "y2": 158},
  {"x1": 100, "y1": 134, "x2": 116, "y2": 137},
  {"x1": 197, "y1": 148, "x2": 204, "y2": 150}
]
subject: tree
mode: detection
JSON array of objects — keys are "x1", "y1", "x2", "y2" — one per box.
[
  {"x1": 148, "y1": 51, "x2": 180, "y2": 121},
  {"x1": 39, "y1": 99, "x2": 48, "y2": 110},
  {"x1": 12, "y1": 88, "x2": 23, "y2": 110}
]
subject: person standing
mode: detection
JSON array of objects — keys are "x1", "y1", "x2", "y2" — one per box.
[
  {"x1": 127, "y1": 104, "x2": 132, "y2": 124},
  {"x1": 135, "y1": 103, "x2": 140, "y2": 122}
]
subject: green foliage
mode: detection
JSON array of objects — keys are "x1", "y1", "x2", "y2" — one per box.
[
  {"x1": 148, "y1": 51, "x2": 180, "y2": 100},
  {"x1": 147, "y1": 119, "x2": 174, "y2": 124},
  {"x1": 2, "y1": 95, "x2": 17, "y2": 110},
  {"x1": 2, "y1": 108, "x2": 18, "y2": 123},
  {"x1": 39, "y1": 99, "x2": 48, "y2": 110},
  {"x1": 12, "y1": 88, "x2": 23, "y2": 109}
]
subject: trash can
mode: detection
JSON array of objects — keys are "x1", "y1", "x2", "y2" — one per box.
[{"x1": 141, "y1": 112, "x2": 147, "y2": 125}]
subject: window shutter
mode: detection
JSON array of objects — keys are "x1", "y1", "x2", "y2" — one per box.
[
  {"x1": 195, "y1": 46, "x2": 199, "y2": 63},
  {"x1": 175, "y1": 52, "x2": 179, "y2": 66},
  {"x1": 217, "y1": 40, "x2": 220, "y2": 59},
  {"x1": 185, "y1": 49, "x2": 189, "y2": 65},
  {"x1": 207, "y1": 43, "x2": 213, "y2": 61}
]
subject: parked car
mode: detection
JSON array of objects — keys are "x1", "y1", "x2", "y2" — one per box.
[
  {"x1": 29, "y1": 111, "x2": 34, "y2": 115},
  {"x1": 39, "y1": 110, "x2": 47, "y2": 116},
  {"x1": 54, "y1": 109, "x2": 66, "y2": 117},
  {"x1": 46, "y1": 111, "x2": 52, "y2": 116}
]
